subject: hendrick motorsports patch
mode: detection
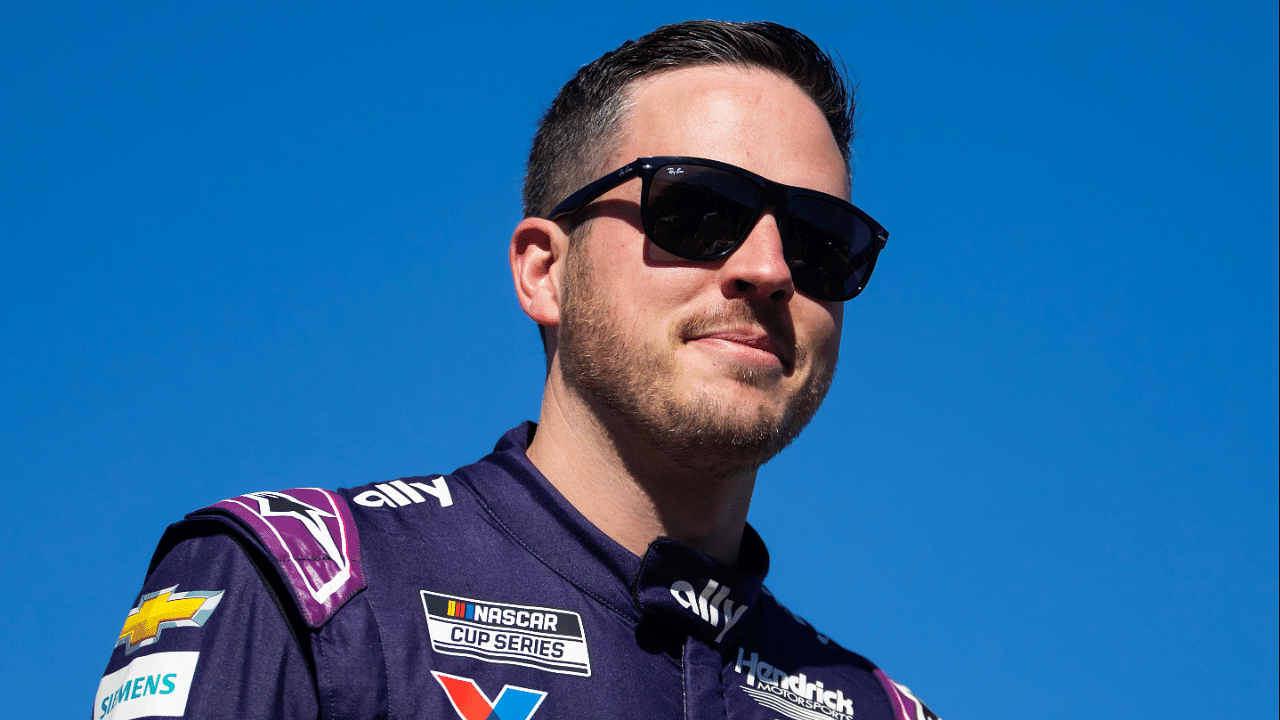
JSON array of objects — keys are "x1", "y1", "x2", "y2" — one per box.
[{"x1": 421, "y1": 591, "x2": 591, "y2": 677}]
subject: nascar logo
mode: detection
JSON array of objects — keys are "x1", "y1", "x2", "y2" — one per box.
[{"x1": 421, "y1": 591, "x2": 591, "y2": 677}]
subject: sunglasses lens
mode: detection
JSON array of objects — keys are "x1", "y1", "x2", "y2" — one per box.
[
  {"x1": 784, "y1": 195, "x2": 877, "y2": 301},
  {"x1": 646, "y1": 164, "x2": 760, "y2": 259},
  {"x1": 637, "y1": 160, "x2": 880, "y2": 301}
]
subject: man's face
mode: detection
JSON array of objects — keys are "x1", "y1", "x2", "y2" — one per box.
[{"x1": 556, "y1": 65, "x2": 846, "y2": 473}]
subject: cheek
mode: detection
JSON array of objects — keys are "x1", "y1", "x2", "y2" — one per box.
[
  {"x1": 812, "y1": 304, "x2": 843, "y2": 364},
  {"x1": 622, "y1": 268, "x2": 713, "y2": 320}
]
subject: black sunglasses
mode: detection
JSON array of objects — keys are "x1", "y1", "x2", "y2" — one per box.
[{"x1": 545, "y1": 156, "x2": 888, "y2": 301}]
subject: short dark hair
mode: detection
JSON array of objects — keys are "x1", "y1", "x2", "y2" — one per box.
[{"x1": 523, "y1": 20, "x2": 857, "y2": 219}]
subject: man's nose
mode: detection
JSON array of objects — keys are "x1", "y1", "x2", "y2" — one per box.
[{"x1": 720, "y1": 211, "x2": 794, "y2": 302}]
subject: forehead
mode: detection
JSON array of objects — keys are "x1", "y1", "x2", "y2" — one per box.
[{"x1": 613, "y1": 65, "x2": 849, "y2": 199}]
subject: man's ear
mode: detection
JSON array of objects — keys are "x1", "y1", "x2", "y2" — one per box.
[{"x1": 510, "y1": 217, "x2": 569, "y2": 330}]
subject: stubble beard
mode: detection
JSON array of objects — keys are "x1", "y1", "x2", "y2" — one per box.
[{"x1": 556, "y1": 244, "x2": 836, "y2": 477}]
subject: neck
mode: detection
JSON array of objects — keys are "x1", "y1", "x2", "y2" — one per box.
[{"x1": 526, "y1": 363, "x2": 757, "y2": 567}]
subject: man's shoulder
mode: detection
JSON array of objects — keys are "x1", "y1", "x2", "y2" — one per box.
[
  {"x1": 156, "y1": 487, "x2": 369, "y2": 629},
  {"x1": 752, "y1": 586, "x2": 877, "y2": 668},
  {"x1": 156, "y1": 476, "x2": 464, "y2": 626},
  {"x1": 748, "y1": 588, "x2": 943, "y2": 720}
]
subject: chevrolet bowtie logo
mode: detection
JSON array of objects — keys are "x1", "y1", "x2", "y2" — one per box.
[{"x1": 116, "y1": 585, "x2": 224, "y2": 654}]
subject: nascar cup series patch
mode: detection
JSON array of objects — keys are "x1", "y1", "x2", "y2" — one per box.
[{"x1": 421, "y1": 591, "x2": 591, "y2": 676}]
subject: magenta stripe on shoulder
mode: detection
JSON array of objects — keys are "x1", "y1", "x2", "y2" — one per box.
[
  {"x1": 873, "y1": 669, "x2": 941, "y2": 720},
  {"x1": 203, "y1": 488, "x2": 365, "y2": 627}
]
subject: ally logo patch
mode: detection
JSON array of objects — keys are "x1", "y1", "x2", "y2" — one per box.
[
  {"x1": 432, "y1": 671, "x2": 546, "y2": 720},
  {"x1": 669, "y1": 578, "x2": 748, "y2": 643},
  {"x1": 421, "y1": 591, "x2": 591, "y2": 676},
  {"x1": 116, "y1": 585, "x2": 223, "y2": 654}
]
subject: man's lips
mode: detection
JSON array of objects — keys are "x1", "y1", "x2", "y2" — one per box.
[{"x1": 683, "y1": 328, "x2": 793, "y2": 369}]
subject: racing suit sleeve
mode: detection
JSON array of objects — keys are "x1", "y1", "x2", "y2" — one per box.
[{"x1": 93, "y1": 526, "x2": 320, "y2": 720}]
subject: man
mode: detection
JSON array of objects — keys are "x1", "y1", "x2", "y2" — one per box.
[{"x1": 95, "y1": 20, "x2": 940, "y2": 720}]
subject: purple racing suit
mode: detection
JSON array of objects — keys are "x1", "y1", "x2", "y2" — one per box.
[{"x1": 95, "y1": 423, "x2": 940, "y2": 720}]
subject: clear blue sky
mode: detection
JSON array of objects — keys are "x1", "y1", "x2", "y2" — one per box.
[{"x1": 2, "y1": 2, "x2": 1276, "y2": 717}]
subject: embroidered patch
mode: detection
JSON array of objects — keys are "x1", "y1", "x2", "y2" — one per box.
[
  {"x1": 421, "y1": 591, "x2": 591, "y2": 676},
  {"x1": 734, "y1": 647, "x2": 855, "y2": 720},
  {"x1": 432, "y1": 672, "x2": 546, "y2": 720},
  {"x1": 116, "y1": 586, "x2": 223, "y2": 654},
  {"x1": 352, "y1": 476, "x2": 453, "y2": 509},
  {"x1": 95, "y1": 651, "x2": 199, "y2": 720}
]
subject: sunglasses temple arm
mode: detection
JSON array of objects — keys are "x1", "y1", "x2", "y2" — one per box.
[{"x1": 545, "y1": 164, "x2": 641, "y2": 220}]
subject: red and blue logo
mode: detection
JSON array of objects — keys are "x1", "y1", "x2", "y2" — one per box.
[{"x1": 432, "y1": 671, "x2": 547, "y2": 720}]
